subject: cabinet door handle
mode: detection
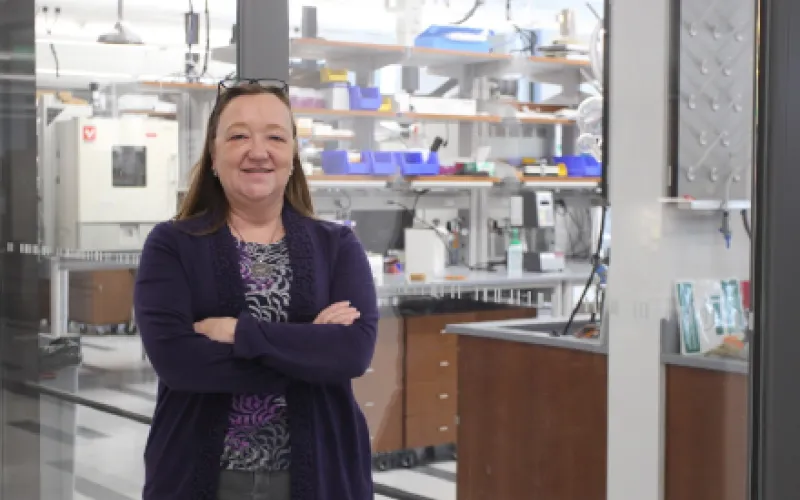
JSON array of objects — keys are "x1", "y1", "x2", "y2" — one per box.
[
  {"x1": 439, "y1": 426, "x2": 449, "y2": 432},
  {"x1": 439, "y1": 393, "x2": 449, "y2": 400},
  {"x1": 439, "y1": 360, "x2": 450, "y2": 367}
]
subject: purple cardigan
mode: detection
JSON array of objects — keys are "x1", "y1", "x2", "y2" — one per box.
[{"x1": 134, "y1": 205, "x2": 378, "y2": 500}]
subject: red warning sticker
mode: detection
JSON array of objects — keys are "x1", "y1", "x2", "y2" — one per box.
[{"x1": 82, "y1": 125, "x2": 97, "y2": 142}]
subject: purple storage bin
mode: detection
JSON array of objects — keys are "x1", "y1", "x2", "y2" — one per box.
[
  {"x1": 320, "y1": 150, "x2": 370, "y2": 175},
  {"x1": 439, "y1": 164, "x2": 458, "y2": 175},
  {"x1": 348, "y1": 86, "x2": 382, "y2": 111},
  {"x1": 395, "y1": 151, "x2": 440, "y2": 176}
]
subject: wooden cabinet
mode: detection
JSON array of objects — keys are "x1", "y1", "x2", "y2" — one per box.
[
  {"x1": 664, "y1": 365, "x2": 747, "y2": 500},
  {"x1": 352, "y1": 316, "x2": 404, "y2": 453},
  {"x1": 40, "y1": 270, "x2": 135, "y2": 325},
  {"x1": 404, "y1": 306, "x2": 537, "y2": 449},
  {"x1": 457, "y1": 335, "x2": 608, "y2": 500},
  {"x1": 404, "y1": 313, "x2": 468, "y2": 448},
  {"x1": 354, "y1": 304, "x2": 538, "y2": 455}
]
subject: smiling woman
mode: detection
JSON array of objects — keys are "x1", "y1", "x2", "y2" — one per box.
[
  {"x1": 213, "y1": 92, "x2": 295, "y2": 210},
  {"x1": 177, "y1": 82, "x2": 315, "y2": 231},
  {"x1": 134, "y1": 79, "x2": 378, "y2": 500}
]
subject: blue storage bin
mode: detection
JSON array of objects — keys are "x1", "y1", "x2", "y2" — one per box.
[
  {"x1": 348, "y1": 86, "x2": 382, "y2": 111},
  {"x1": 321, "y1": 150, "x2": 400, "y2": 175},
  {"x1": 414, "y1": 25, "x2": 495, "y2": 53},
  {"x1": 371, "y1": 151, "x2": 398, "y2": 175},
  {"x1": 554, "y1": 155, "x2": 602, "y2": 178},
  {"x1": 320, "y1": 150, "x2": 370, "y2": 175},
  {"x1": 395, "y1": 151, "x2": 440, "y2": 176},
  {"x1": 582, "y1": 156, "x2": 602, "y2": 177}
]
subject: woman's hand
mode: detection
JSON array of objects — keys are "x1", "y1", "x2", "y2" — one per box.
[
  {"x1": 313, "y1": 301, "x2": 361, "y2": 326},
  {"x1": 194, "y1": 317, "x2": 238, "y2": 344}
]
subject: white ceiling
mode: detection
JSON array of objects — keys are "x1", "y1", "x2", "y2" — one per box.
[
  {"x1": 36, "y1": 0, "x2": 603, "y2": 30},
  {"x1": 33, "y1": 0, "x2": 603, "y2": 89}
]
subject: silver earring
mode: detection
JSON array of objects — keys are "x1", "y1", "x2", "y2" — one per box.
[{"x1": 212, "y1": 169, "x2": 218, "y2": 177}]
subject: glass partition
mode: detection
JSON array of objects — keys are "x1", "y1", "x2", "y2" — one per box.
[{"x1": 0, "y1": 0, "x2": 778, "y2": 499}]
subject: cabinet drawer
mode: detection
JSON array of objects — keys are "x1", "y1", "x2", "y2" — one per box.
[
  {"x1": 406, "y1": 380, "x2": 457, "y2": 418},
  {"x1": 406, "y1": 327, "x2": 455, "y2": 356},
  {"x1": 354, "y1": 315, "x2": 403, "y2": 406},
  {"x1": 355, "y1": 354, "x2": 403, "y2": 396},
  {"x1": 405, "y1": 413, "x2": 457, "y2": 449},
  {"x1": 353, "y1": 364, "x2": 403, "y2": 417},
  {"x1": 406, "y1": 344, "x2": 457, "y2": 385},
  {"x1": 406, "y1": 322, "x2": 458, "y2": 383},
  {"x1": 405, "y1": 313, "x2": 476, "y2": 345},
  {"x1": 361, "y1": 401, "x2": 403, "y2": 453}
]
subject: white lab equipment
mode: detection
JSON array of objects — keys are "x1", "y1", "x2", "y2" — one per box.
[
  {"x1": 38, "y1": 94, "x2": 93, "y2": 252},
  {"x1": 404, "y1": 228, "x2": 447, "y2": 280},
  {"x1": 55, "y1": 116, "x2": 179, "y2": 251},
  {"x1": 367, "y1": 253, "x2": 385, "y2": 286}
]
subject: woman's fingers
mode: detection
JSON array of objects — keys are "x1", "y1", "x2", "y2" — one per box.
[
  {"x1": 322, "y1": 308, "x2": 361, "y2": 325},
  {"x1": 313, "y1": 301, "x2": 352, "y2": 324}
]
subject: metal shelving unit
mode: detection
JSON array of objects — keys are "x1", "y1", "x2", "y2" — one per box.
[{"x1": 132, "y1": 36, "x2": 596, "y2": 267}]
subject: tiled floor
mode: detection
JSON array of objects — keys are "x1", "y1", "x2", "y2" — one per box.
[{"x1": 32, "y1": 336, "x2": 457, "y2": 500}]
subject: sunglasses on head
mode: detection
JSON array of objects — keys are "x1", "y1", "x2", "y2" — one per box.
[{"x1": 216, "y1": 78, "x2": 289, "y2": 100}]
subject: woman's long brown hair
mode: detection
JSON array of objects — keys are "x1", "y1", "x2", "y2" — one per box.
[{"x1": 176, "y1": 84, "x2": 314, "y2": 232}]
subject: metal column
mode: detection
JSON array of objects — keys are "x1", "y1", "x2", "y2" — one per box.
[
  {"x1": 236, "y1": 0, "x2": 290, "y2": 81},
  {"x1": 751, "y1": 0, "x2": 800, "y2": 497},
  {"x1": 49, "y1": 259, "x2": 69, "y2": 338},
  {"x1": 607, "y1": 0, "x2": 754, "y2": 497},
  {"x1": 0, "y1": 1, "x2": 44, "y2": 498},
  {"x1": 605, "y1": 0, "x2": 672, "y2": 497}
]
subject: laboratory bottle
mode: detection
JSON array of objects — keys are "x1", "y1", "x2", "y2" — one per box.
[{"x1": 507, "y1": 228, "x2": 524, "y2": 276}]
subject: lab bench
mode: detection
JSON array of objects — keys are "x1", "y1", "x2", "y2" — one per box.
[
  {"x1": 660, "y1": 322, "x2": 748, "y2": 500},
  {"x1": 444, "y1": 316, "x2": 608, "y2": 500},
  {"x1": 355, "y1": 297, "x2": 539, "y2": 469},
  {"x1": 42, "y1": 256, "x2": 594, "y2": 336},
  {"x1": 376, "y1": 263, "x2": 593, "y2": 318},
  {"x1": 41, "y1": 255, "x2": 598, "y2": 471},
  {"x1": 443, "y1": 315, "x2": 749, "y2": 500}
]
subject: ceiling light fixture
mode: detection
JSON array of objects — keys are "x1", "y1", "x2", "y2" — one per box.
[{"x1": 97, "y1": 0, "x2": 143, "y2": 45}]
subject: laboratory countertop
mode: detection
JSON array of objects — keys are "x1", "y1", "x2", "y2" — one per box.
[
  {"x1": 48, "y1": 257, "x2": 594, "y2": 290},
  {"x1": 659, "y1": 318, "x2": 749, "y2": 374},
  {"x1": 662, "y1": 353, "x2": 749, "y2": 375},
  {"x1": 444, "y1": 314, "x2": 607, "y2": 354},
  {"x1": 376, "y1": 263, "x2": 594, "y2": 293}
]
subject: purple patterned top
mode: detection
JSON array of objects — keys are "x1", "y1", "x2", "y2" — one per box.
[{"x1": 220, "y1": 238, "x2": 292, "y2": 472}]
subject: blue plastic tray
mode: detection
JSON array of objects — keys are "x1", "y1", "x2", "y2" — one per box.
[
  {"x1": 348, "y1": 86, "x2": 382, "y2": 111},
  {"x1": 396, "y1": 151, "x2": 440, "y2": 176},
  {"x1": 554, "y1": 155, "x2": 602, "y2": 177},
  {"x1": 414, "y1": 25, "x2": 495, "y2": 53}
]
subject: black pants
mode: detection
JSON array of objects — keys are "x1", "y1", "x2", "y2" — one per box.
[{"x1": 217, "y1": 469, "x2": 290, "y2": 500}]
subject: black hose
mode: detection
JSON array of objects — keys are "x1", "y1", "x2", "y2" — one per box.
[
  {"x1": 561, "y1": 204, "x2": 607, "y2": 337},
  {"x1": 741, "y1": 209, "x2": 752, "y2": 240},
  {"x1": 452, "y1": 0, "x2": 483, "y2": 24}
]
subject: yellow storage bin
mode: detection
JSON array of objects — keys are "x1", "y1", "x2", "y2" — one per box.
[
  {"x1": 320, "y1": 68, "x2": 349, "y2": 83},
  {"x1": 379, "y1": 96, "x2": 393, "y2": 112}
]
